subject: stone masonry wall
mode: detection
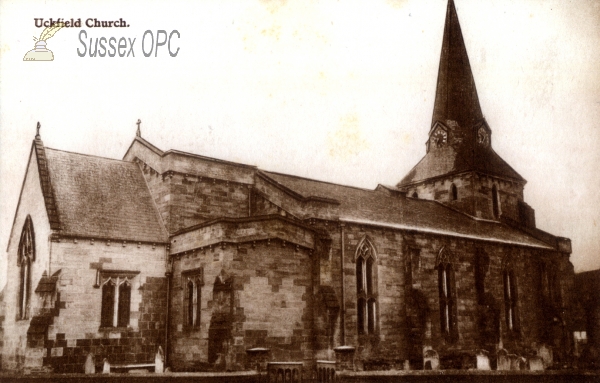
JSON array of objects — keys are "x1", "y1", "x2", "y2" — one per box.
[
  {"x1": 250, "y1": 190, "x2": 284, "y2": 217},
  {"x1": 401, "y1": 233, "x2": 567, "y2": 368},
  {"x1": 169, "y1": 174, "x2": 250, "y2": 232},
  {"x1": 40, "y1": 240, "x2": 167, "y2": 373},
  {"x1": 405, "y1": 172, "x2": 526, "y2": 222},
  {"x1": 2, "y1": 150, "x2": 53, "y2": 372},
  {"x1": 169, "y1": 227, "x2": 315, "y2": 372},
  {"x1": 307, "y1": 218, "x2": 569, "y2": 370},
  {"x1": 341, "y1": 224, "x2": 409, "y2": 366},
  {"x1": 125, "y1": 140, "x2": 256, "y2": 234}
]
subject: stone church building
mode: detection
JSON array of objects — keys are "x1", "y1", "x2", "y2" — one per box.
[{"x1": 1, "y1": 0, "x2": 576, "y2": 373}]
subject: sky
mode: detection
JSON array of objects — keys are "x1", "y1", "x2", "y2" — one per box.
[{"x1": 1, "y1": 0, "x2": 599, "y2": 288}]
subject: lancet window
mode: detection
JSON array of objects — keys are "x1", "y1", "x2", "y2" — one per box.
[
  {"x1": 183, "y1": 268, "x2": 203, "y2": 328},
  {"x1": 356, "y1": 238, "x2": 377, "y2": 335},
  {"x1": 437, "y1": 246, "x2": 458, "y2": 341},
  {"x1": 17, "y1": 216, "x2": 35, "y2": 320}
]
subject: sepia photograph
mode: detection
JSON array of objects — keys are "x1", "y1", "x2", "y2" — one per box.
[{"x1": 0, "y1": 0, "x2": 598, "y2": 380}]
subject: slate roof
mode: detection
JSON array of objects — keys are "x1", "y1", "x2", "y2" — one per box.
[
  {"x1": 35, "y1": 270, "x2": 60, "y2": 293},
  {"x1": 398, "y1": 145, "x2": 525, "y2": 186},
  {"x1": 44, "y1": 148, "x2": 167, "y2": 243},
  {"x1": 262, "y1": 170, "x2": 553, "y2": 249}
]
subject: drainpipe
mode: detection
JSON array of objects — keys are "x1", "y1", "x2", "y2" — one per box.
[
  {"x1": 340, "y1": 222, "x2": 346, "y2": 345},
  {"x1": 48, "y1": 234, "x2": 53, "y2": 276},
  {"x1": 248, "y1": 185, "x2": 253, "y2": 217},
  {"x1": 164, "y1": 253, "x2": 172, "y2": 368}
]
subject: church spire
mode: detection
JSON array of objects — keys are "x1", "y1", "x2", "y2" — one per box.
[
  {"x1": 398, "y1": 0, "x2": 525, "y2": 190},
  {"x1": 431, "y1": 0, "x2": 483, "y2": 129}
]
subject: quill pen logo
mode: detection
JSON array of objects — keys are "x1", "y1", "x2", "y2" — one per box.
[{"x1": 23, "y1": 22, "x2": 65, "y2": 61}]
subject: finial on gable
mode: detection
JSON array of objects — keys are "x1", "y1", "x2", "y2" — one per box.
[
  {"x1": 136, "y1": 119, "x2": 142, "y2": 137},
  {"x1": 35, "y1": 122, "x2": 41, "y2": 139}
]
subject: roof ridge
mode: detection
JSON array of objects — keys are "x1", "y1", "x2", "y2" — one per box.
[
  {"x1": 262, "y1": 170, "x2": 377, "y2": 193},
  {"x1": 430, "y1": 199, "x2": 498, "y2": 223},
  {"x1": 484, "y1": 148, "x2": 526, "y2": 183},
  {"x1": 163, "y1": 149, "x2": 257, "y2": 169},
  {"x1": 46, "y1": 147, "x2": 135, "y2": 164}
]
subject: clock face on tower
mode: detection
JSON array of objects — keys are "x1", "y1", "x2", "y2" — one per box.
[
  {"x1": 432, "y1": 129, "x2": 448, "y2": 148},
  {"x1": 477, "y1": 127, "x2": 490, "y2": 147}
]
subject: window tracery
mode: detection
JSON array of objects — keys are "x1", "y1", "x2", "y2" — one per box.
[
  {"x1": 356, "y1": 238, "x2": 377, "y2": 335},
  {"x1": 17, "y1": 216, "x2": 35, "y2": 320},
  {"x1": 502, "y1": 255, "x2": 519, "y2": 333},
  {"x1": 436, "y1": 246, "x2": 458, "y2": 342},
  {"x1": 182, "y1": 268, "x2": 203, "y2": 328}
]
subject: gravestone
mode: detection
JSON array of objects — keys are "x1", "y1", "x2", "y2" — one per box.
[
  {"x1": 423, "y1": 348, "x2": 439, "y2": 370},
  {"x1": 476, "y1": 350, "x2": 490, "y2": 370},
  {"x1": 538, "y1": 344, "x2": 553, "y2": 368},
  {"x1": 102, "y1": 358, "x2": 111, "y2": 374},
  {"x1": 508, "y1": 354, "x2": 520, "y2": 370},
  {"x1": 528, "y1": 356, "x2": 544, "y2": 371},
  {"x1": 84, "y1": 353, "x2": 95, "y2": 374},
  {"x1": 497, "y1": 349, "x2": 510, "y2": 371},
  {"x1": 155, "y1": 346, "x2": 164, "y2": 373}
]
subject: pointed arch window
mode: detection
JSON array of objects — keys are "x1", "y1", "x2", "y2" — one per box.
[
  {"x1": 412, "y1": 192, "x2": 418, "y2": 199},
  {"x1": 356, "y1": 238, "x2": 377, "y2": 335},
  {"x1": 492, "y1": 185, "x2": 500, "y2": 218},
  {"x1": 100, "y1": 276, "x2": 133, "y2": 328},
  {"x1": 503, "y1": 257, "x2": 519, "y2": 333},
  {"x1": 182, "y1": 268, "x2": 203, "y2": 328},
  {"x1": 96, "y1": 269, "x2": 139, "y2": 328},
  {"x1": 17, "y1": 216, "x2": 35, "y2": 320},
  {"x1": 437, "y1": 247, "x2": 458, "y2": 342}
]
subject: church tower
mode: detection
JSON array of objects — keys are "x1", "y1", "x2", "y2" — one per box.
[{"x1": 398, "y1": 0, "x2": 535, "y2": 227}]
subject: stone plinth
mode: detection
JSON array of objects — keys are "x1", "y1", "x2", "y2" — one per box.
[{"x1": 334, "y1": 346, "x2": 356, "y2": 372}]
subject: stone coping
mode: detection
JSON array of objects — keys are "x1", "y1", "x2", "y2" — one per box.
[{"x1": 334, "y1": 346, "x2": 356, "y2": 352}]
